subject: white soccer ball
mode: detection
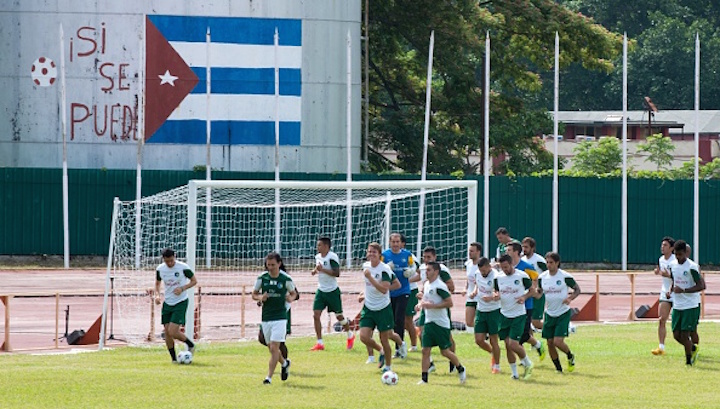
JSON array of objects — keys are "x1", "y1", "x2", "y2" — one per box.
[
  {"x1": 31, "y1": 57, "x2": 58, "y2": 87},
  {"x1": 177, "y1": 350, "x2": 193, "y2": 365},
  {"x1": 381, "y1": 370, "x2": 398, "y2": 385},
  {"x1": 568, "y1": 323, "x2": 577, "y2": 335}
]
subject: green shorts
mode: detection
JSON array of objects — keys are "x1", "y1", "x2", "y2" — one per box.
[
  {"x1": 499, "y1": 314, "x2": 527, "y2": 342},
  {"x1": 418, "y1": 309, "x2": 425, "y2": 327},
  {"x1": 406, "y1": 288, "x2": 419, "y2": 316},
  {"x1": 532, "y1": 294, "x2": 546, "y2": 320},
  {"x1": 313, "y1": 288, "x2": 343, "y2": 314},
  {"x1": 672, "y1": 306, "x2": 700, "y2": 332},
  {"x1": 359, "y1": 304, "x2": 394, "y2": 332},
  {"x1": 466, "y1": 301, "x2": 478, "y2": 308},
  {"x1": 161, "y1": 299, "x2": 189, "y2": 326},
  {"x1": 542, "y1": 309, "x2": 572, "y2": 339},
  {"x1": 421, "y1": 322, "x2": 453, "y2": 350},
  {"x1": 474, "y1": 309, "x2": 501, "y2": 335}
]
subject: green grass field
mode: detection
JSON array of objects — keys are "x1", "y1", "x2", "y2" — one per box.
[{"x1": 2, "y1": 322, "x2": 718, "y2": 408}]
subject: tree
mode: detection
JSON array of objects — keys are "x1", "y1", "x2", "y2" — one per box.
[
  {"x1": 637, "y1": 133, "x2": 675, "y2": 171},
  {"x1": 365, "y1": 0, "x2": 623, "y2": 175},
  {"x1": 571, "y1": 137, "x2": 622, "y2": 174}
]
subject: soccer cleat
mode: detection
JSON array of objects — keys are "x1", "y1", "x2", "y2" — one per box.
[
  {"x1": 491, "y1": 367, "x2": 501, "y2": 374},
  {"x1": 381, "y1": 366, "x2": 391, "y2": 373},
  {"x1": 511, "y1": 375, "x2": 519, "y2": 380},
  {"x1": 263, "y1": 378, "x2": 271, "y2": 385},
  {"x1": 310, "y1": 343, "x2": 325, "y2": 351},
  {"x1": 537, "y1": 342, "x2": 546, "y2": 361},
  {"x1": 346, "y1": 334, "x2": 355, "y2": 350},
  {"x1": 523, "y1": 361, "x2": 534, "y2": 380},
  {"x1": 458, "y1": 368, "x2": 467, "y2": 384},
  {"x1": 281, "y1": 359, "x2": 291, "y2": 381},
  {"x1": 365, "y1": 356, "x2": 375, "y2": 364},
  {"x1": 394, "y1": 351, "x2": 402, "y2": 359},
  {"x1": 567, "y1": 355, "x2": 575, "y2": 372},
  {"x1": 410, "y1": 345, "x2": 418, "y2": 352},
  {"x1": 428, "y1": 361, "x2": 436, "y2": 373},
  {"x1": 651, "y1": 347, "x2": 665, "y2": 356},
  {"x1": 378, "y1": 353, "x2": 385, "y2": 369},
  {"x1": 417, "y1": 380, "x2": 428, "y2": 385},
  {"x1": 691, "y1": 345, "x2": 699, "y2": 365}
]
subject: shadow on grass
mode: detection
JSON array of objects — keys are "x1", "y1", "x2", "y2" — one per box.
[{"x1": 283, "y1": 383, "x2": 327, "y2": 390}]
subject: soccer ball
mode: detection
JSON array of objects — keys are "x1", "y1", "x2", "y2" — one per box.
[
  {"x1": 177, "y1": 350, "x2": 193, "y2": 365},
  {"x1": 31, "y1": 57, "x2": 57, "y2": 87},
  {"x1": 381, "y1": 371, "x2": 398, "y2": 385}
]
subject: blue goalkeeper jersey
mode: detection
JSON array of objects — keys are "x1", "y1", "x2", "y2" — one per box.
[
  {"x1": 515, "y1": 259, "x2": 538, "y2": 310},
  {"x1": 382, "y1": 249, "x2": 413, "y2": 297}
]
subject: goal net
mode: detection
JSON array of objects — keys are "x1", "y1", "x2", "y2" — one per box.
[{"x1": 102, "y1": 179, "x2": 477, "y2": 345}]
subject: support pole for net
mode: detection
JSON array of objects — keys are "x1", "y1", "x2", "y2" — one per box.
[
  {"x1": 483, "y1": 31, "x2": 490, "y2": 258},
  {"x1": 552, "y1": 32, "x2": 559, "y2": 253},
  {"x1": 135, "y1": 23, "x2": 145, "y2": 269},
  {"x1": 274, "y1": 27, "x2": 281, "y2": 254},
  {"x1": 346, "y1": 28, "x2": 353, "y2": 268},
  {"x1": 384, "y1": 192, "x2": 392, "y2": 249},
  {"x1": 621, "y1": 33, "x2": 628, "y2": 271},
  {"x1": 185, "y1": 183, "x2": 198, "y2": 341},
  {"x1": 417, "y1": 30, "x2": 434, "y2": 257},
  {"x1": 60, "y1": 24, "x2": 70, "y2": 269},
  {"x1": 100, "y1": 198, "x2": 120, "y2": 350},
  {"x1": 693, "y1": 33, "x2": 700, "y2": 264},
  {"x1": 205, "y1": 26, "x2": 212, "y2": 268}
]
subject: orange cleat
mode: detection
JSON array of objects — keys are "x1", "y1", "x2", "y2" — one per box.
[{"x1": 310, "y1": 343, "x2": 325, "y2": 351}]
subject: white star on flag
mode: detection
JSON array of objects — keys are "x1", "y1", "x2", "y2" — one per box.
[{"x1": 158, "y1": 70, "x2": 178, "y2": 86}]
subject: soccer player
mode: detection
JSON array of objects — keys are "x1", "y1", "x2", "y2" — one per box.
[
  {"x1": 252, "y1": 252, "x2": 296, "y2": 384},
  {"x1": 154, "y1": 248, "x2": 197, "y2": 364},
  {"x1": 506, "y1": 241, "x2": 545, "y2": 361},
  {"x1": 413, "y1": 246, "x2": 456, "y2": 373},
  {"x1": 651, "y1": 236, "x2": 676, "y2": 356},
  {"x1": 310, "y1": 236, "x2": 355, "y2": 351},
  {"x1": 522, "y1": 237, "x2": 548, "y2": 331},
  {"x1": 495, "y1": 254, "x2": 536, "y2": 380},
  {"x1": 538, "y1": 252, "x2": 580, "y2": 373},
  {"x1": 417, "y1": 262, "x2": 467, "y2": 385},
  {"x1": 382, "y1": 232, "x2": 416, "y2": 359},
  {"x1": 469, "y1": 257, "x2": 502, "y2": 374},
  {"x1": 258, "y1": 279, "x2": 299, "y2": 372},
  {"x1": 400, "y1": 236, "x2": 421, "y2": 352},
  {"x1": 358, "y1": 242, "x2": 400, "y2": 373},
  {"x1": 495, "y1": 227, "x2": 515, "y2": 260},
  {"x1": 669, "y1": 240, "x2": 705, "y2": 366},
  {"x1": 464, "y1": 242, "x2": 482, "y2": 328}
]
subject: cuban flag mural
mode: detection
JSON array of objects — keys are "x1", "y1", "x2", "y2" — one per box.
[{"x1": 144, "y1": 15, "x2": 302, "y2": 146}]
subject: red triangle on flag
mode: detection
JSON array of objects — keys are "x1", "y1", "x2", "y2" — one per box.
[{"x1": 144, "y1": 16, "x2": 199, "y2": 141}]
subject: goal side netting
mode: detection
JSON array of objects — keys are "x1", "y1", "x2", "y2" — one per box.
[{"x1": 103, "y1": 180, "x2": 477, "y2": 345}]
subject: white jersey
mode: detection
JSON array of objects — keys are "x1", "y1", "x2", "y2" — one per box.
[
  {"x1": 465, "y1": 259, "x2": 480, "y2": 302},
  {"x1": 422, "y1": 278, "x2": 452, "y2": 329},
  {"x1": 658, "y1": 254, "x2": 676, "y2": 302},
  {"x1": 362, "y1": 261, "x2": 395, "y2": 311},
  {"x1": 406, "y1": 253, "x2": 421, "y2": 290},
  {"x1": 495, "y1": 269, "x2": 531, "y2": 318},
  {"x1": 538, "y1": 269, "x2": 577, "y2": 317},
  {"x1": 417, "y1": 262, "x2": 452, "y2": 289},
  {"x1": 156, "y1": 261, "x2": 194, "y2": 306},
  {"x1": 315, "y1": 251, "x2": 341, "y2": 292},
  {"x1": 474, "y1": 269, "x2": 500, "y2": 312},
  {"x1": 669, "y1": 258, "x2": 701, "y2": 311},
  {"x1": 522, "y1": 253, "x2": 547, "y2": 277}
]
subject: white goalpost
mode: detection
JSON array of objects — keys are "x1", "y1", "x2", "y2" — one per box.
[{"x1": 102, "y1": 179, "x2": 477, "y2": 345}]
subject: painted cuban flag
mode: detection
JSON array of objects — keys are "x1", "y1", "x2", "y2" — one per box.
[{"x1": 144, "y1": 15, "x2": 302, "y2": 145}]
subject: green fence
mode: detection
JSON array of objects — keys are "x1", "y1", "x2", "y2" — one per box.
[{"x1": 1, "y1": 168, "x2": 718, "y2": 264}]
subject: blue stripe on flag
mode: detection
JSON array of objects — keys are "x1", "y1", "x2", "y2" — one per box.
[
  {"x1": 191, "y1": 67, "x2": 301, "y2": 96},
  {"x1": 149, "y1": 15, "x2": 302, "y2": 46},
  {"x1": 148, "y1": 120, "x2": 301, "y2": 145}
]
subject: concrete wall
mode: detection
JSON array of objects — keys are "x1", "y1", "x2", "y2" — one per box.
[{"x1": 0, "y1": 0, "x2": 362, "y2": 172}]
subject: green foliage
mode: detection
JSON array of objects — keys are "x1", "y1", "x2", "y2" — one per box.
[
  {"x1": 571, "y1": 137, "x2": 623, "y2": 174},
  {"x1": 673, "y1": 157, "x2": 720, "y2": 180},
  {"x1": 637, "y1": 133, "x2": 675, "y2": 171},
  {"x1": 367, "y1": 0, "x2": 622, "y2": 175}
]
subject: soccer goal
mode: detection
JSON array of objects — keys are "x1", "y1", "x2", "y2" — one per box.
[{"x1": 101, "y1": 179, "x2": 477, "y2": 346}]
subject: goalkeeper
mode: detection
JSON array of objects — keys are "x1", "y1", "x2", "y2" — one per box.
[{"x1": 381, "y1": 232, "x2": 416, "y2": 359}]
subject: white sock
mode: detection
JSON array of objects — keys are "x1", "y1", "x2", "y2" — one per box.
[
  {"x1": 493, "y1": 364, "x2": 500, "y2": 370},
  {"x1": 659, "y1": 343, "x2": 665, "y2": 350},
  {"x1": 367, "y1": 356, "x2": 375, "y2": 362},
  {"x1": 347, "y1": 330, "x2": 354, "y2": 339},
  {"x1": 317, "y1": 339, "x2": 324, "y2": 345},
  {"x1": 533, "y1": 340, "x2": 542, "y2": 350},
  {"x1": 282, "y1": 359, "x2": 289, "y2": 368},
  {"x1": 510, "y1": 363, "x2": 518, "y2": 377},
  {"x1": 522, "y1": 356, "x2": 532, "y2": 366},
  {"x1": 384, "y1": 365, "x2": 392, "y2": 372}
]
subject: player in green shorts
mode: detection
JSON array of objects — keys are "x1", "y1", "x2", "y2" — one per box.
[
  {"x1": 669, "y1": 240, "x2": 705, "y2": 366},
  {"x1": 154, "y1": 248, "x2": 198, "y2": 363},
  {"x1": 417, "y1": 262, "x2": 466, "y2": 385},
  {"x1": 469, "y1": 257, "x2": 502, "y2": 374},
  {"x1": 522, "y1": 237, "x2": 548, "y2": 331},
  {"x1": 538, "y1": 252, "x2": 580, "y2": 373}
]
